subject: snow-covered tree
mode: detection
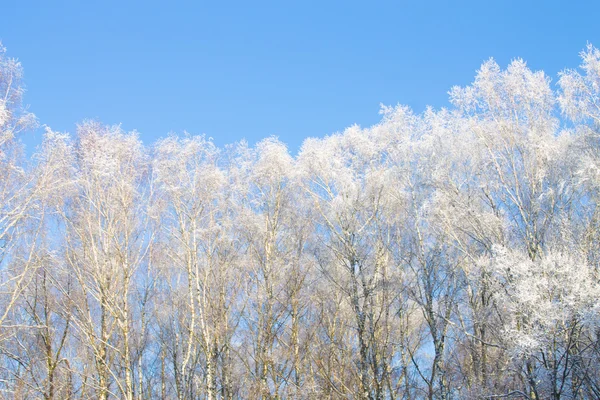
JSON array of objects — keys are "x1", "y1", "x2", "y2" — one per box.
[{"x1": 2, "y1": 40, "x2": 600, "y2": 399}]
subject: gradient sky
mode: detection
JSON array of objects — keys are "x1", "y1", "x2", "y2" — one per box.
[{"x1": 3, "y1": 0, "x2": 600, "y2": 154}]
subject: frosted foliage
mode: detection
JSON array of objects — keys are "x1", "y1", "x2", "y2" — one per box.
[
  {"x1": 0, "y1": 42, "x2": 36, "y2": 149},
  {"x1": 40, "y1": 128, "x2": 73, "y2": 169},
  {"x1": 375, "y1": 104, "x2": 415, "y2": 148},
  {"x1": 298, "y1": 135, "x2": 352, "y2": 202},
  {"x1": 450, "y1": 59, "x2": 558, "y2": 163},
  {"x1": 558, "y1": 44, "x2": 600, "y2": 123},
  {"x1": 252, "y1": 137, "x2": 293, "y2": 184},
  {"x1": 298, "y1": 125, "x2": 391, "y2": 199},
  {"x1": 0, "y1": 100, "x2": 7, "y2": 128},
  {"x1": 577, "y1": 152, "x2": 600, "y2": 191},
  {"x1": 77, "y1": 121, "x2": 144, "y2": 184},
  {"x1": 153, "y1": 135, "x2": 223, "y2": 199},
  {"x1": 37, "y1": 128, "x2": 76, "y2": 204},
  {"x1": 297, "y1": 136, "x2": 337, "y2": 181},
  {"x1": 69, "y1": 122, "x2": 147, "y2": 228},
  {"x1": 492, "y1": 246, "x2": 600, "y2": 355},
  {"x1": 558, "y1": 46, "x2": 600, "y2": 195},
  {"x1": 450, "y1": 59, "x2": 554, "y2": 121}
]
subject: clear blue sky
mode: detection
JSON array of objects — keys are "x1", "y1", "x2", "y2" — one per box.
[{"x1": 3, "y1": 0, "x2": 600, "y2": 154}]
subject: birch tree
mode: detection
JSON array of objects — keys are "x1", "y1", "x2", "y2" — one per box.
[
  {"x1": 60, "y1": 122, "x2": 150, "y2": 400},
  {"x1": 153, "y1": 135, "x2": 242, "y2": 399},
  {"x1": 0, "y1": 41, "x2": 38, "y2": 338}
]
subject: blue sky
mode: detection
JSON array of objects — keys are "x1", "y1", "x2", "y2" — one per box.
[{"x1": 3, "y1": 0, "x2": 600, "y2": 154}]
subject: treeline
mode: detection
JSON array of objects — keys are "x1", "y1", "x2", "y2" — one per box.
[{"x1": 2, "y1": 42, "x2": 600, "y2": 399}]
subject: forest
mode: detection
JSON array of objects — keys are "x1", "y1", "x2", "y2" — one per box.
[{"x1": 2, "y1": 42, "x2": 600, "y2": 399}]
